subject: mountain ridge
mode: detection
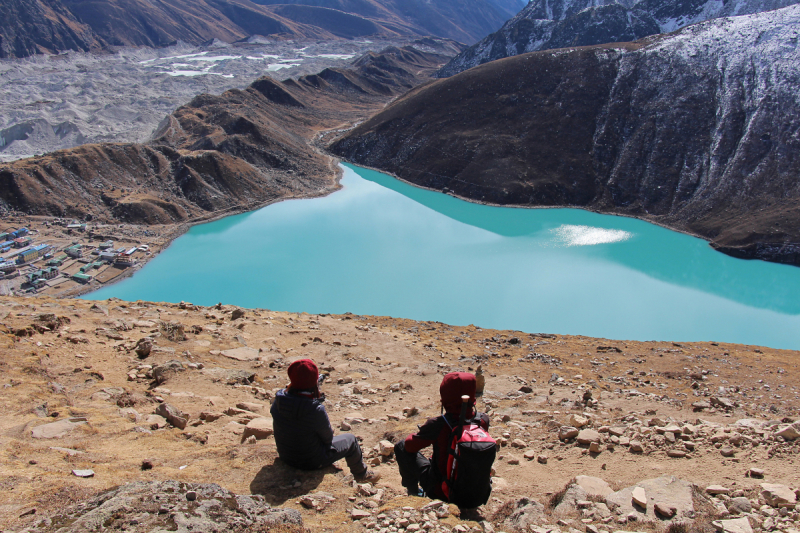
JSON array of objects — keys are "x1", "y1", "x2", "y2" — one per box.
[
  {"x1": 330, "y1": 5, "x2": 800, "y2": 267},
  {"x1": 0, "y1": 46, "x2": 449, "y2": 224},
  {"x1": 0, "y1": 0, "x2": 523, "y2": 59},
  {"x1": 437, "y1": 0, "x2": 800, "y2": 76}
]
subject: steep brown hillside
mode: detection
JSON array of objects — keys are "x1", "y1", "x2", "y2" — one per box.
[
  {"x1": 330, "y1": 8, "x2": 800, "y2": 267},
  {"x1": 250, "y1": 0, "x2": 523, "y2": 44},
  {"x1": 0, "y1": 46, "x2": 449, "y2": 225},
  {"x1": 0, "y1": 0, "x2": 105, "y2": 59},
  {"x1": 0, "y1": 0, "x2": 523, "y2": 59}
]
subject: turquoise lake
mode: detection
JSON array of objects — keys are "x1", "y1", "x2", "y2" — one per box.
[{"x1": 87, "y1": 164, "x2": 800, "y2": 350}]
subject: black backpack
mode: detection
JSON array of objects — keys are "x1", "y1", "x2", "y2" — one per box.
[{"x1": 440, "y1": 405, "x2": 497, "y2": 508}]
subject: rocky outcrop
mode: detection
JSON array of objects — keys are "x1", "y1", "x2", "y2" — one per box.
[
  {"x1": 331, "y1": 6, "x2": 800, "y2": 266},
  {"x1": 0, "y1": 46, "x2": 448, "y2": 224},
  {"x1": 437, "y1": 0, "x2": 800, "y2": 76},
  {"x1": 30, "y1": 480, "x2": 303, "y2": 532},
  {"x1": 0, "y1": 0, "x2": 105, "y2": 59}
]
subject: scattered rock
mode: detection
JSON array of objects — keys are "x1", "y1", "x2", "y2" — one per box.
[
  {"x1": 503, "y1": 497, "x2": 546, "y2": 532},
  {"x1": 760, "y1": 483, "x2": 797, "y2": 508},
  {"x1": 31, "y1": 418, "x2": 88, "y2": 439},
  {"x1": 160, "y1": 321, "x2": 187, "y2": 342},
  {"x1": 654, "y1": 503, "x2": 677, "y2": 518},
  {"x1": 152, "y1": 360, "x2": 184, "y2": 384},
  {"x1": 221, "y1": 347, "x2": 260, "y2": 361},
  {"x1": 231, "y1": 308, "x2": 246, "y2": 320},
  {"x1": 72, "y1": 469, "x2": 94, "y2": 478},
  {"x1": 576, "y1": 429, "x2": 601, "y2": 445},
  {"x1": 713, "y1": 517, "x2": 754, "y2": 533},
  {"x1": 720, "y1": 447, "x2": 735, "y2": 457},
  {"x1": 134, "y1": 337, "x2": 153, "y2": 358},
  {"x1": 774, "y1": 422, "x2": 800, "y2": 441},
  {"x1": 202, "y1": 368, "x2": 256, "y2": 385},
  {"x1": 706, "y1": 485, "x2": 731, "y2": 495},
  {"x1": 748, "y1": 468, "x2": 765, "y2": 478},
  {"x1": 727, "y1": 497, "x2": 752, "y2": 514},
  {"x1": 569, "y1": 414, "x2": 589, "y2": 428},
  {"x1": 154, "y1": 403, "x2": 188, "y2": 430},
  {"x1": 242, "y1": 418, "x2": 273, "y2": 441},
  {"x1": 236, "y1": 402, "x2": 265, "y2": 413},
  {"x1": 606, "y1": 476, "x2": 693, "y2": 521},
  {"x1": 145, "y1": 414, "x2": 167, "y2": 429},
  {"x1": 560, "y1": 426, "x2": 579, "y2": 440},
  {"x1": 378, "y1": 440, "x2": 394, "y2": 456},
  {"x1": 351, "y1": 508, "x2": 372, "y2": 520},
  {"x1": 631, "y1": 487, "x2": 647, "y2": 508}
]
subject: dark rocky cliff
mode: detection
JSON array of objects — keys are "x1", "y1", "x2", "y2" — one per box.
[
  {"x1": 331, "y1": 6, "x2": 800, "y2": 266},
  {"x1": 437, "y1": 0, "x2": 800, "y2": 76}
]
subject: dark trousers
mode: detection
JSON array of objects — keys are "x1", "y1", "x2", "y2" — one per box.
[
  {"x1": 323, "y1": 433, "x2": 367, "y2": 476},
  {"x1": 395, "y1": 440, "x2": 437, "y2": 496}
]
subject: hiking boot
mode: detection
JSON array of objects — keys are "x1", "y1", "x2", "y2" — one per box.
[
  {"x1": 355, "y1": 469, "x2": 381, "y2": 483},
  {"x1": 407, "y1": 487, "x2": 425, "y2": 497}
]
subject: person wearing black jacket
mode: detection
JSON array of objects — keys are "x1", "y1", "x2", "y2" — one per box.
[
  {"x1": 270, "y1": 358, "x2": 380, "y2": 482},
  {"x1": 394, "y1": 372, "x2": 490, "y2": 499}
]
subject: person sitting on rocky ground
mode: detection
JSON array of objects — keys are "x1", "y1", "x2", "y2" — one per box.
[
  {"x1": 394, "y1": 372, "x2": 491, "y2": 508},
  {"x1": 271, "y1": 358, "x2": 380, "y2": 482}
]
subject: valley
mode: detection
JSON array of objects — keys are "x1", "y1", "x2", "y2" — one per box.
[{"x1": 1, "y1": 1, "x2": 799, "y2": 532}]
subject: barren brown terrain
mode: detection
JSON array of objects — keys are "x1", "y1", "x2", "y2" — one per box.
[{"x1": 1, "y1": 296, "x2": 798, "y2": 532}]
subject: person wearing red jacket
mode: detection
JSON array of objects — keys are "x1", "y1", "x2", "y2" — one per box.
[{"x1": 394, "y1": 372, "x2": 490, "y2": 499}]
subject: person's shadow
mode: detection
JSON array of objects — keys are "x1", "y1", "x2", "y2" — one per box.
[{"x1": 249, "y1": 457, "x2": 340, "y2": 506}]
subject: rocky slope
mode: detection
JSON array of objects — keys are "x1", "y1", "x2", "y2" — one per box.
[
  {"x1": 0, "y1": 46, "x2": 449, "y2": 225},
  {"x1": 0, "y1": 0, "x2": 520, "y2": 59},
  {"x1": 0, "y1": 0, "x2": 105, "y2": 59},
  {"x1": 331, "y1": 6, "x2": 800, "y2": 266},
  {"x1": 1, "y1": 296, "x2": 798, "y2": 532},
  {"x1": 248, "y1": 0, "x2": 527, "y2": 46},
  {"x1": 437, "y1": 0, "x2": 800, "y2": 76}
]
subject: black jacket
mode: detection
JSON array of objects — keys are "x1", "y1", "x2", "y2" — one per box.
[{"x1": 270, "y1": 389, "x2": 334, "y2": 469}]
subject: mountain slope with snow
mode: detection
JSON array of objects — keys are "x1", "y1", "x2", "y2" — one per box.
[
  {"x1": 332, "y1": 5, "x2": 800, "y2": 266},
  {"x1": 437, "y1": 0, "x2": 799, "y2": 76}
]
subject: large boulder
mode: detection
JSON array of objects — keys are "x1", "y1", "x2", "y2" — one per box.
[
  {"x1": 606, "y1": 476, "x2": 694, "y2": 521},
  {"x1": 31, "y1": 480, "x2": 302, "y2": 532}
]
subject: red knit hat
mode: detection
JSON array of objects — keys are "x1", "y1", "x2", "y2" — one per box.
[
  {"x1": 439, "y1": 372, "x2": 476, "y2": 414},
  {"x1": 288, "y1": 358, "x2": 319, "y2": 390}
]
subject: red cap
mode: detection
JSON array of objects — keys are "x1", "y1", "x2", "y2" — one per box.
[
  {"x1": 440, "y1": 372, "x2": 476, "y2": 414},
  {"x1": 288, "y1": 358, "x2": 319, "y2": 390}
]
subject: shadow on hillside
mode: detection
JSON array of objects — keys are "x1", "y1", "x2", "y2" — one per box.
[{"x1": 249, "y1": 457, "x2": 338, "y2": 505}]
